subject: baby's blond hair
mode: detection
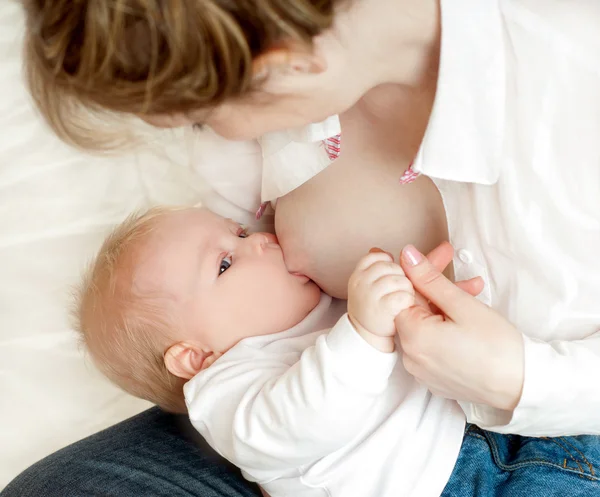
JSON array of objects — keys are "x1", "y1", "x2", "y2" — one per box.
[{"x1": 74, "y1": 206, "x2": 187, "y2": 413}]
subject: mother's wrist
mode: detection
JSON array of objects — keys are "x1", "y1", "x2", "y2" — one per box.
[
  {"x1": 487, "y1": 353, "x2": 524, "y2": 411},
  {"x1": 490, "y1": 377, "x2": 523, "y2": 411}
]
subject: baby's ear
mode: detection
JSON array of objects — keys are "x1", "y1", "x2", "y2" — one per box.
[{"x1": 164, "y1": 343, "x2": 215, "y2": 380}]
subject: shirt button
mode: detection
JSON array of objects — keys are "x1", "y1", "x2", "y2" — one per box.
[{"x1": 458, "y1": 249, "x2": 473, "y2": 264}]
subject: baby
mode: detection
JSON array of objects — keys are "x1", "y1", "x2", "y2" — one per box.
[
  {"x1": 77, "y1": 205, "x2": 464, "y2": 496},
  {"x1": 79, "y1": 204, "x2": 600, "y2": 497}
]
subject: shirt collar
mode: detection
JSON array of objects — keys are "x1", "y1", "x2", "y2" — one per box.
[{"x1": 413, "y1": 0, "x2": 506, "y2": 185}]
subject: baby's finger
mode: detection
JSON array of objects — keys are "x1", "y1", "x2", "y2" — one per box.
[
  {"x1": 353, "y1": 251, "x2": 394, "y2": 272},
  {"x1": 362, "y1": 260, "x2": 405, "y2": 284},
  {"x1": 371, "y1": 273, "x2": 413, "y2": 296},
  {"x1": 380, "y1": 290, "x2": 415, "y2": 313},
  {"x1": 371, "y1": 263, "x2": 407, "y2": 282},
  {"x1": 369, "y1": 247, "x2": 395, "y2": 261}
]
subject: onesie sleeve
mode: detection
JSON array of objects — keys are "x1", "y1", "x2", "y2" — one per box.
[{"x1": 185, "y1": 314, "x2": 397, "y2": 482}]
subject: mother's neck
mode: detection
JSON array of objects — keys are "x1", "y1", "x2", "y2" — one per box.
[
  {"x1": 334, "y1": 0, "x2": 441, "y2": 89},
  {"x1": 332, "y1": 0, "x2": 441, "y2": 155}
]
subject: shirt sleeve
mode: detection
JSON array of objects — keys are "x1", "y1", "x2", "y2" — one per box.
[
  {"x1": 185, "y1": 314, "x2": 398, "y2": 482},
  {"x1": 461, "y1": 332, "x2": 600, "y2": 436}
]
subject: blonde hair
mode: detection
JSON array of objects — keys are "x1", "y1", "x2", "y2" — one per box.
[
  {"x1": 23, "y1": 0, "x2": 339, "y2": 148},
  {"x1": 74, "y1": 206, "x2": 187, "y2": 413}
]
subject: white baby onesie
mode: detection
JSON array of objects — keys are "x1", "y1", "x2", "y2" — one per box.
[{"x1": 184, "y1": 294, "x2": 465, "y2": 497}]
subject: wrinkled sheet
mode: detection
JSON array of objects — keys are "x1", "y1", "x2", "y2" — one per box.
[
  {"x1": 0, "y1": 2, "x2": 211, "y2": 487},
  {"x1": 0, "y1": 0, "x2": 334, "y2": 487}
]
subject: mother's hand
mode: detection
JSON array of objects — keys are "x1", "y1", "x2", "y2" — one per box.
[{"x1": 396, "y1": 243, "x2": 525, "y2": 411}]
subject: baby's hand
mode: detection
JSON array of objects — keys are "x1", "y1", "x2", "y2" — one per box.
[{"x1": 347, "y1": 250, "x2": 415, "y2": 352}]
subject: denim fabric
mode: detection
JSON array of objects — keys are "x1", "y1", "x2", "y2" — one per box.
[
  {"x1": 1, "y1": 407, "x2": 261, "y2": 497},
  {"x1": 5, "y1": 409, "x2": 600, "y2": 497},
  {"x1": 442, "y1": 424, "x2": 600, "y2": 497}
]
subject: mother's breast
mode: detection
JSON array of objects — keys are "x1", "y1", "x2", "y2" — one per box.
[{"x1": 275, "y1": 153, "x2": 447, "y2": 299}]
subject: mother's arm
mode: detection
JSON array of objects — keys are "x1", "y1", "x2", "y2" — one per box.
[
  {"x1": 476, "y1": 332, "x2": 600, "y2": 437},
  {"x1": 395, "y1": 245, "x2": 600, "y2": 437}
]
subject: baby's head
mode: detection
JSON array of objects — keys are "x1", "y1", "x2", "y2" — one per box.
[{"x1": 76, "y1": 207, "x2": 320, "y2": 412}]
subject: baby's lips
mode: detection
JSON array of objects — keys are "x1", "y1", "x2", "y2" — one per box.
[
  {"x1": 290, "y1": 272, "x2": 310, "y2": 283},
  {"x1": 279, "y1": 245, "x2": 308, "y2": 280},
  {"x1": 286, "y1": 267, "x2": 310, "y2": 282},
  {"x1": 263, "y1": 232, "x2": 279, "y2": 245}
]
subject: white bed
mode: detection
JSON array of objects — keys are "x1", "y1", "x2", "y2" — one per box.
[{"x1": 0, "y1": 2, "x2": 214, "y2": 488}]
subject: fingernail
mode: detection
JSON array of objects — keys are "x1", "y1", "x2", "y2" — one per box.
[{"x1": 402, "y1": 245, "x2": 423, "y2": 266}]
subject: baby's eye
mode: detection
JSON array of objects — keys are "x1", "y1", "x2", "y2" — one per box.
[
  {"x1": 219, "y1": 255, "x2": 232, "y2": 275},
  {"x1": 238, "y1": 227, "x2": 249, "y2": 238}
]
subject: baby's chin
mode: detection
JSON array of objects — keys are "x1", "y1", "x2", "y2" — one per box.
[
  {"x1": 269, "y1": 284, "x2": 321, "y2": 334},
  {"x1": 304, "y1": 279, "x2": 323, "y2": 309}
]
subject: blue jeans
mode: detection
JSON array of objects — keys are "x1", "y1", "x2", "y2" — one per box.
[
  {"x1": 3, "y1": 409, "x2": 599, "y2": 496},
  {"x1": 443, "y1": 424, "x2": 600, "y2": 496},
  {"x1": 2, "y1": 407, "x2": 261, "y2": 497}
]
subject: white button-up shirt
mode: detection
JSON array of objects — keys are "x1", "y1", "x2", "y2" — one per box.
[
  {"x1": 412, "y1": 0, "x2": 600, "y2": 436},
  {"x1": 196, "y1": 0, "x2": 600, "y2": 440}
]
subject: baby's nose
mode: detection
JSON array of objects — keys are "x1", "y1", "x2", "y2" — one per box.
[{"x1": 247, "y1": 232, "x2": 279, "y2": 252}]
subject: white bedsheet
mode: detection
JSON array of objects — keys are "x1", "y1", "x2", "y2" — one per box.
[
  {"x1": 0, "y1": 2, "x2": 209, "y2": 488},
  {"x1": 0, "y1": 0, "x2": 333, "y2": 487}
]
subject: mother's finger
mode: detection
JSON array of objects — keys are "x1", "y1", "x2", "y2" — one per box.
[
  {"x1": 424, "y1": 241, "x2": 455, "y2": 273},
  {"x1": 426, "y1": 277, "x2": 483, "y2": 315},
  {"x1": 401, "y1": 244, "x2": 480, "y2": 322},
  {"x1": 455, "y1": 276, "x2": 484, "y2": 297}
]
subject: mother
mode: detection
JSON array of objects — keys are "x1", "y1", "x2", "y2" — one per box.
[{"x1": 6, "y1": 0, "x2": 600, "y2": 495}]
